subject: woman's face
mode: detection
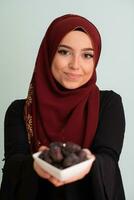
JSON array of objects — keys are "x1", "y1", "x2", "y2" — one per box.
[{"x1": 51, "y1": 30, "x2": 95, "y2": 89}]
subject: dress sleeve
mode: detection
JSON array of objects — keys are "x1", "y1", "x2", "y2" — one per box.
[
  {"x1": 0, "y1": 100, "x2": 38, "y2": 200},
  {"x1": 90, "y1": 91, "x2": 126, "y2": 199},
  {"x1": 4, "y1": 100, "x2": 30, "y2": 159}
]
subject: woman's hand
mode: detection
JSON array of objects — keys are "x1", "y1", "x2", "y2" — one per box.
[
  {"x1": 33, "y1": 146, "x2": 95, "y2": 187},
  {"x1": 33, "y1": 145, "x2": 65, "y2": 186},
  {"x1": 34, "y1": 159, "x2": 64, "y2": 186},
  {"x1": 62, "y1": 148, "x2": 95, "y2": 185}
]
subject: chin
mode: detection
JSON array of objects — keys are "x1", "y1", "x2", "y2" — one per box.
[{"x1": 63, "y1": 82, "x2": 81, "y2": 90}]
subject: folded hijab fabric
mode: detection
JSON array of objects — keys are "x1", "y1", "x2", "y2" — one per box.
[{"x1": 24, "y1": 14, "x2": 101, "y2": 152}]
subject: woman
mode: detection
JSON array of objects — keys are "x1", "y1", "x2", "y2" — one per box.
[{"x1": 0, "y1": 14, "x2": 126, "y2": 199}]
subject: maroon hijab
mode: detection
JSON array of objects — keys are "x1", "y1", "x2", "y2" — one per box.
[{"x1": 24, "y1": 14, "x2": 101, "y2": 152}]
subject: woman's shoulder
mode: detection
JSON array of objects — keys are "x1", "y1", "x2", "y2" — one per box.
[
  {"x1": 100, "y1": 90, "x2": 121, "y2": 98},
  {"x1": 100, "y1": 90, "x2": 122, "y2": 102},
  {"x1": 100, "y1": 90, "x2": 123, "y2": 109},
  {"x1": 5, "y1": 99, "x2": 26, "y2": 116}
]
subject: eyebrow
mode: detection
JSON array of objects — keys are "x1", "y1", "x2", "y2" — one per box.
[{"x1": 58, "y1": 44, "x2": 94, "y2": 51}]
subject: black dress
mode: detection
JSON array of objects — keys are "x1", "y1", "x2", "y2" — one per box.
[{"x1": 0, "y1": 90, "x2": 126, "y2": 200}]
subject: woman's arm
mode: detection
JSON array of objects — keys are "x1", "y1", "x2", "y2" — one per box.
[
  {"x1": 0, "y1": 100, "x2": 38, "y2": 200},
  {"x1": 4, "y1": 100, "x2": 30, "y2": 159},
  {"x1": 89, "y1": 91, "x2": 126, "y2": 200},
  {"x1": 93, "y1": 91, "x2": 125, "y2": 159}
]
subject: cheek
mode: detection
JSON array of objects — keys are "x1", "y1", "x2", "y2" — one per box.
[
  {"x1": 52, "y1": 57, "x2": 66, "y2": 71},
  {"x1": 51, "y1": 59, "x2": 59, "y2": 74},
  {"x1": 84, "y1": 63, "x2": 94, "y2": 77},
  {"x1": 51, "y1": 58, "x2": 65, "y2": 80}
]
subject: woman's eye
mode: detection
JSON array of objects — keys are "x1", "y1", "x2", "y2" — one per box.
[
  {"x1": 57, "y1": 49, "x2": 70, "y2": 56},
  {"x1": 83, "y1": 53, "x2": 94, "y2": 59}
]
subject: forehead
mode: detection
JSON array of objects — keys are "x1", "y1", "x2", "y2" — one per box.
[{"x1": 59, "y1": 30, "x2": 93, "y2": 48}]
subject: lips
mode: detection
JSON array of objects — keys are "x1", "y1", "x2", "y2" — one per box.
[{"x1": 64, "y1": 72, "x2": 82, "y2": 80}]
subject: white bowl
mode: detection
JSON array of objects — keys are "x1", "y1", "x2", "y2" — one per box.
[{"x1": 33, "y1": 151, "x2": 94, "y2": 181}]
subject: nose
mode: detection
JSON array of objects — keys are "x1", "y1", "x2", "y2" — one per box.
[{"x1": 68, "y1": 55, "x2": 80, "y2": 70}]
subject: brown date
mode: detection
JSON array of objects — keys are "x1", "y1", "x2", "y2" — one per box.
[{"x1": 39, "y1": 141, "x2": 88, "y2": 169}]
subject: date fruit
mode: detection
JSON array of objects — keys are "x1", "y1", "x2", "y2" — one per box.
[{"x1": 39, "y1": 142, "x2": 88, "y2": 169}]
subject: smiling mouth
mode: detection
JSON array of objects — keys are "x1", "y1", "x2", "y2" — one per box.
[{"x1": 64, "y1": 72, "x2": 82, "y2": 81}]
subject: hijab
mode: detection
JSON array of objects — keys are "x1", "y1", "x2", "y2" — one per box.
[{"x1": 24, "y1": 14, "x2": 101, "y2": 152}]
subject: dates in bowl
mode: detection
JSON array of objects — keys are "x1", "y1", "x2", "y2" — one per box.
[{"x1": 33, "y1": 142, "x2": 94, "y2": 181}]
